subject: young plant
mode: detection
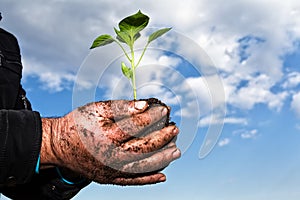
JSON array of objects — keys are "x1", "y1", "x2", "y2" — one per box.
[{"x1": 90, "y1": 10, "x2": 171, "y2": 99}]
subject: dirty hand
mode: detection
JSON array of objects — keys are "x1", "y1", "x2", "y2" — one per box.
[{"x1": 40, "y1": 99, "x2": 180, "y2": 185}]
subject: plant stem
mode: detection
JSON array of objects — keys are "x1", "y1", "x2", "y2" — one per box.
[
  {"x1": 115, "y1": 38, "x2": 137, "y2": 99},
  {"x1": 130, "y1": 45, "x2": 137, "y2": 99},
  {"x1": 136, "y1": 42, "x2": 149, "y2": 68}
]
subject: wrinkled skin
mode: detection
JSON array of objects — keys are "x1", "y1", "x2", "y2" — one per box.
[{"x1": 40, "y1": 100, "x2": 180, "y2": 185}]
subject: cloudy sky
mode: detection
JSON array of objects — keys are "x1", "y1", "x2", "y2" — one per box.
[{"x1": 1, "y1": 0, "x2": 300, "y2": 199}]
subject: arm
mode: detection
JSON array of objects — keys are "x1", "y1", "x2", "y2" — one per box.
[{"x1": 0, "y1": 110, "x2": 42, "y2": 186}]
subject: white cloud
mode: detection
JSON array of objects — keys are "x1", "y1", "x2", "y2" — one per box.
[
  {"x1": 181, "y1": 77, "x2": 213, "y2": 115},
  {"x1": 22, "y1": 57, "x2": 76, "y2": 92},
  {"x1": 291, "y1": 92, "x2": 300, "y2": 117},
  {"x1": 282, "y1": 72, "x2": 300, "y2": 89},
  {"x1": 226, "y1": 74, "x2": 289, "y2": 111},
  {"x1": 2, "y1": 0, "x2": 300, "y2": 122},
  {"x1": 192, "y1": 0, "x2": 298, "y2": 80},
  {"x1": 39, "y1": 72, "x2": 74, "y2": 92},
  {"x1": 218, "y1": 138, "x2": 230, "y2": 147},
  {"x1": 198, "y1": 115, "x2": 247, "y2": 127},
  {"x1": 233, "y1": 129, "x2": 258, "y2": 139},
  {"x1": 2, "y1": 0, "x2": 298, "y2": 87},
  {"x1": 157, "y1": 55, "x2": 181, "y2": 67},
  {"x1": 224, "y1": 117, "x2": 248, "y2": 125}
]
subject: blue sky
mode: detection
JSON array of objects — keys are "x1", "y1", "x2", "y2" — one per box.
[{"x1": 1, "y1": 0, "x2": 300, "y2": 199}]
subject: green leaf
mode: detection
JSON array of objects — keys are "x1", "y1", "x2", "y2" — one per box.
[
  {"x1": 90, "y1": 34, "x2": 115, "y2": 49},
  {"x1": 118, "y1": 10, "x2": 149, "y2": 39},
  {"x1": 133, "y1": 32, "x2": 141, "y2": 42},
  {"x1": 121, "y1": 62, "x2": 132, "y2": 80},
  {"x1": 114, "y1": 28, "x2": 131, "y2": 45},
  {"x1": 148, "y1": 28, "x2": 172, "y2": 44}
]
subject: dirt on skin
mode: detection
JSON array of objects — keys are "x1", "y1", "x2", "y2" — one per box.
[{"x1": 43, "y1": 98, "x2": 178, "y2": 185}]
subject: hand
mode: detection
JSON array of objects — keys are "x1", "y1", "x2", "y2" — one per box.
[{"x1": 40, "y1": 99, "x2": 180, "y2": 185}]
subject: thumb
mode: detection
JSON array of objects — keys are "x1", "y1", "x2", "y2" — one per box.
[{"x1": 94, "y1": 100, "x2": 149, "y2": 119}]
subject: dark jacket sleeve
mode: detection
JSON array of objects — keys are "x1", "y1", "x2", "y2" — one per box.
[
  {"x1": 0, "y1": 27, "x2": 90, "y2": 199},
  {"x1": 0, "y1": 109, "x2": 42, "y2": 186},
  {"x1": 0, "y1": 52, "x2": 42, "y2": 187}
]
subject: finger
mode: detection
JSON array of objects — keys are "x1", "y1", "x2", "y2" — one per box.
[
  {"x1": 165, "y1": 141, "x2": 176, "y2": 148},
  {"x1": 93, "y1": 100, "x2": 149, "y2": 120},
  {"x1": 105, "y1": 105, "x2": 169, "y2": 142},
  {"x1": 109, "y1": 126, "x2": 178, "y2": 166},
  {"x1": 119, "y1": 146, "x2": 181, "y2": 174},
  {"x1": 112, "y1": 173, "x2": 166, "y2": 186},
  {"x1": 120, "y1": 125, "x2": 179, "y2": 154}
]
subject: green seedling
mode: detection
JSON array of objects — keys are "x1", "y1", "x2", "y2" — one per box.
[{"x1": 90, "y1": 10, "x2": 171, "y2": 99}]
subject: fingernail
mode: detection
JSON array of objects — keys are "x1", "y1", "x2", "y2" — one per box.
[
  {"x1": 172, "y1": 149, "x2": 181, "y2": 159},
  {"x1": 173, "y1": 127, "x2": 179, "y2": 134},
  {"x1": 162, "y1": 107, "x2": 168, "y2": 116},
  {"x1": 159, "y1": 175, "x2": 166, "y2": 182},
  {"x1": 134, "y1": 101, "x2": 147, "y2": 110}
]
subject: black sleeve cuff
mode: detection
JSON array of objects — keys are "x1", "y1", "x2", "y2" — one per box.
[{"x1": 0, "y1": 110, "x2": 42, "y2": 186}]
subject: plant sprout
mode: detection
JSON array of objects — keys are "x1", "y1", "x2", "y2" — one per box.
[{"x1": 90, "y1": 10, "x2": 171, "y2": 99}]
